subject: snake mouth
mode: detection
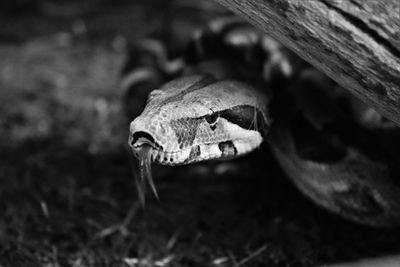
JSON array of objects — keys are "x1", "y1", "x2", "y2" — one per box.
[
  {"x1": 130, "y1": 131, "x2": 163, "y2": 154},
  {"x1": 130, "y1": 131, "x2": 190, "y2": 165}
]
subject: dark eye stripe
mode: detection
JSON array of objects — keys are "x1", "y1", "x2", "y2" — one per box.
[
  {"x1": 205, "y1": 113, "x2": 219, "y2": 131},
  {"x1": 205, "y1": 113, "x2": 219, "y2": 125},
  {"x1": 219, "y1": 105, "x2": 268, "y2": 135}
]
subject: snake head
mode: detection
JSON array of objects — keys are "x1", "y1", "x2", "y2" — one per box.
[{"x1": 129, "y1": 74, "x2": 271, "y2": 166}]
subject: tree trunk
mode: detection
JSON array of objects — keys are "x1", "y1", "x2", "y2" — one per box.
[{"x1": 213, "y1": 0, "x2": 400, "y2": 125}]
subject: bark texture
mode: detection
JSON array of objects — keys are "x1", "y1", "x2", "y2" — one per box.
[{"x1": 214, "y1": 0, "x2": 400, "y2": 125}]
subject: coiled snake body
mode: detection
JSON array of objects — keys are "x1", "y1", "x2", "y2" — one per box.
[{"x1": 126, "y1": 17, "x2": 400, "y2": 227}]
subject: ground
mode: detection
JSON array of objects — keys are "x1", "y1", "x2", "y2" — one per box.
[{"x1": 1, "y1": 1, "x2": 400, "y2": 266}]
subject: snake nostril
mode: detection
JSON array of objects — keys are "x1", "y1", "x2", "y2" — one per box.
[
  {"x1": 130, "y1": 131, "x2": 165, "y2": 151},
  {"x1": 133, "y1": 131, "x2": 155, "y2": 142},
  {"x1": 131, "y1": 131, "x2": 155, "y2": 147}
]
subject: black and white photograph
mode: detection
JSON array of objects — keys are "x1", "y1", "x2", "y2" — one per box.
[{"x1": 1, "y1": 0, "x2": 400, "y2": 266}]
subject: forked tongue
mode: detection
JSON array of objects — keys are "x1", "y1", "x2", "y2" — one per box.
[{"x1": 134, "y1": 145, "x2": 158, "y2": 205}]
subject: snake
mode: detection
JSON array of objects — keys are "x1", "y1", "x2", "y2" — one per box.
[{"x1": 124, "y1": 16, "x2": 400, "y2": 227}]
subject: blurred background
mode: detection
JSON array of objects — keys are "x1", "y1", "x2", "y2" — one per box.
[{"x1": 1, "y1": 1, "x2": 400, "y2": 266}]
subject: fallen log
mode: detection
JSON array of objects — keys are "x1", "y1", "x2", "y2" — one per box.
[{"x1": 213, "y1": 0, "x2": 400, "y2": 125}]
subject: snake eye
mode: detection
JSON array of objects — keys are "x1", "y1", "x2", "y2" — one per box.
[{"x1": 205, "y1": 113, "x2": 219, "y2": 130}]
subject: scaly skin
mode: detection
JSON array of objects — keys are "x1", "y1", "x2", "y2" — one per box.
[
  {"x1": 127, "y1": 17, "x2": 400, "y2": 227},
  {"x1": 129, "y1": 74, "x2": 270, "y2": 165},
  {"x1": 269, "y1": 70, "x2": 400, "y2": 227}
]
